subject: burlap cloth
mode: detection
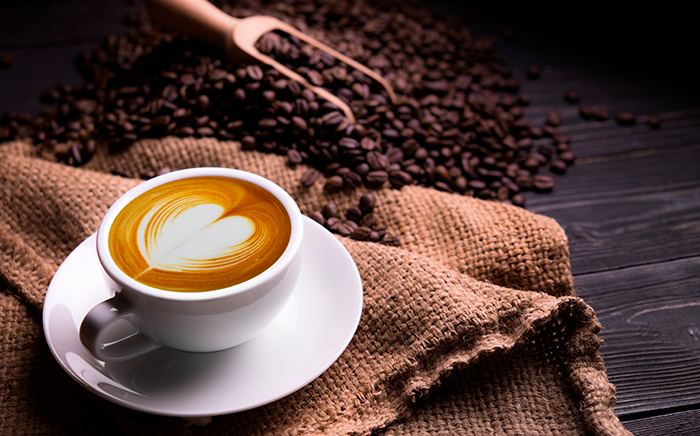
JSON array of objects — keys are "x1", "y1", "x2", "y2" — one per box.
[{"x1": 0, "y1": 137, "x2": 631, "y2": 435}]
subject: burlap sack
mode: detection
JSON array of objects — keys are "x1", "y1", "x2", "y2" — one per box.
[{"x1": 0, "y1": 137, "x2": 631, "y2": 435}]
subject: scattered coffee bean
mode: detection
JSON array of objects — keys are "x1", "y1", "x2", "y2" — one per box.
[
  {"x1": 547, "y1": 110, "x2": 563, "y2": 127},
  {"x1": 563, "y1": 91, "x2": 580, "y2": 103},
  {"x1": 615, "y1": 112, "x2": 636, "y2": 126},
  {"x1": 324, "y1": 175, "x2": 344, "y2": 193},
  {"x1": 558, "y1": 150, "x2": 577, "y2": 165},
  {"x1": 532, "y1": 175, "x2": 555, "y2": 192},
  {"x1": 592, "y1": 105, "x2": 610, "y2": 121},
  {"x1": 550, "y1": 159, "x2": 568, "y2": 174},
  {"x1": 579, "y1": 105, "x2": 593, "y2": 119},
  {"x1": 646, "y1": 113, "x2": 662, "y2": 129},
  {"x1": 310, "y1": 195, "x2": 399, "y2": 245},
  {"x1": 300, "y1": 169, "x2": 320, "y2": 187},
  {"x1": 526, "y1": 65, "x2": 541, "y2": 79},
  {"x1": 359, "y1": 193, "x2": 375, "y2": 215}
]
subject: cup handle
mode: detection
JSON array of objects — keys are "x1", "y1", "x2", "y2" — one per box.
[{"x1": 79, "y1": 294, "x2": 161, "y2": 362}]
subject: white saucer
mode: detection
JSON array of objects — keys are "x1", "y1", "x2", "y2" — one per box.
[{"x1": 43, "y1": 216, "x2": 363, "y2": 417}]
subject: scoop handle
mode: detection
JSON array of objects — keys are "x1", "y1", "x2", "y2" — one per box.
[{"x1": 146, "y1": 0, "x2": 237, "y2": 50}]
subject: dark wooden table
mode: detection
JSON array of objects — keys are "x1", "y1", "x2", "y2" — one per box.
[{"x1": 2, "y1": 1, "x2": 699, "y2": 434}]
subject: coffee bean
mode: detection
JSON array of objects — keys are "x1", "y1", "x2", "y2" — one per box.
[
  {"x1": 381, "y1": 235, "x2": 401, "y2": 247},
  {"x1": 592, "y1": 105, "x2": 610, "y2": 121},
  {"x1": 550, "y1": 159, "x2": 567, "y2": 174},
  {"x1": 359, "y1": 193, "x2": 375, "y2": 214},
  {"x1": 300, "y1": 169, "x2": 320, "y2": 187},
  {"x1": 646, "y1": 113, "x2": 662, "y2": 129},
  {"x1": 526, "y1": 65, "x2": 541, "y2": 79},
  {"x1": 389, "y1": 170, "x2": 413, "y2": 189},
  {"x1": 240, "y1": 135, "x2": 257, "y2": 150},
  {"x1": 532, "y1": 175, "x2": 555, "y2": 192},
  {"x1": 287, "y1": 148, "x2": 303, "y2": 166},
  {"x1": 547, "y1": 110, "x2": 563, "y2": 127},
  {"x1": 246, "y1": 65, "x2": 264, "y2": 81},
  {"x1": 309, "y1": 211, "x2": 325, "y2": 226},
  {"x1": 346, "y1": 206, "x2": 363, "y2": 222},
  {"x1": 324, "y1": 175, "x2": 344, "y2": 193},
  {"x1": 511, "y1": 193, "x2": 526, "y2": 207},
  {"x1": 322, "y1": 202, "x2": 338, "y2": 218},
  {"x1": 365, "y1": 171, "x2": 388, "y2": 188},
  {"x1": 350, "y1": 226, "x2": 372, "y2": 241},
  {"x1": 615, "y1": 112, "x2": 636, "y2": 126},
  {"x1": 558, "y1": 150, "x2": 577, "y2": 164},
  {"x1": 563, "y1": 91, "x2": 580, "y2": 103},
  {"x1": 360, "y1": 213, "x2": 377, "y2": 228}
]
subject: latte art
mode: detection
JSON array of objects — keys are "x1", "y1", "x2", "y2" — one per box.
[{"x1": 109, "y1": 176, "x2": 292, "y2": 292}]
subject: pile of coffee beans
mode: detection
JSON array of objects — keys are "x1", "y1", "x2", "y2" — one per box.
[
  {"x1": 308, "y1": 192, "x2": 400, "y2": 246},
  {"x1": 0, "y1": 0, "x2": 606, "y2": 244}
]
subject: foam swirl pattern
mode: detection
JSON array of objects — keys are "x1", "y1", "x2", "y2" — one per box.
[{"x1": 109, "y1": 177, "x2": 291, "y2": 292}]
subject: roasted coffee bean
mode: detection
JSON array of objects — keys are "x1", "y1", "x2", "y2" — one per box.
[
  {"x1": 322, "y1": 202, "x2": 339, "y2": 218},
  {"x1": 547, "y1": 110, "x2": 563, "y2": 127},
  {"x1": 381, "y1": 235, "x2": 401, "y2": 247},
  {"x1": 336, "y1": 220, "x2": 358, "y2": 237},
  {"x1": 360, "y1": 213, "x2": 377, "y2": 227},
  {"x1": 365, "y1": 171, "x2": 388, "y2": 188},
  {"x1": 324, "y1": 175, "x2": 344, "y2": 193},
  {"x1": 615, "y1": 112, "x2": 636, "y2": 126},
  {"x1": 240, "y1": 135, "x2": 256, "y2": 150},
  {"x1": 558, "y1": 150, "x2": 577, "y2": 164},
  {"x1": 550, "y1": 159, "x2": 567, "y2": 174},
  {"x1": 389, "y1": 170, "x2": 412, "y2": 189},
  {"x1": 342, "y1": 170, "x2": 363, "y2": 188},
  {"x1": 579, "y1": 105, "x2": 593, "y2": 119},
  {"x1": 359, "y1": 193, "x2": 375, "y2": 215},
  {"x1": 592, "y1": 105, "x2": 610, "y2": 121},
  {"x1": 300, "y1": 169, "x2": 320, "y2": 187},
  {"x1": 526, "y1": 65, "x2": 541, "y2": 79},
  {"x1": 309, "y1": 211, "x2": 325, "y2": 226},
  {"x1": 346, "y1": 206, "x2": 363, "y2": 223},
  {"x1": 563, "y1": 91, "x2": 580, "y2": 103},
  {"x1": 646, "y1": 113, "x2": 662, "y2": 129},
  {"x1": 532, "y1": 175, "x2": 555, "y2": 192},
  {"x1": 287, "y1": 148, "x2": 303, "y2": 166},
  {"x1": 350, "y1": 226, "x2": 372, "y2": 241},
  {"x1": 511, "y1": 193, "x2": 526, "y2": 207}
]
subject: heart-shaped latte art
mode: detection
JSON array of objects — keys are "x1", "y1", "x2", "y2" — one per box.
[
  {"x1": 137, "y1": 202, "x2": 255, "y2": 273},
  {"x1": 108, "y1": 177, "x2": 292, "y2": 292}
]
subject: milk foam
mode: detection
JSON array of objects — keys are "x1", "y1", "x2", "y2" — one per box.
[
  {"x1": 109, "y1": 176, "x2": 291, "y2": 292},
  {"x1": 137, "y1": 202, "x2": 255, "y2": 273}
]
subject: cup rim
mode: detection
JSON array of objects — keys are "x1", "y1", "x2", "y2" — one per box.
[{"x1": 96, "y1": 167, "x2": 304, "y2": 302}]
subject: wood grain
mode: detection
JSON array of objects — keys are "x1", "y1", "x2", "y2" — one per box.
[
  {"x1": 623, "y1": 409, "x2": 700, "y2": 436},
  {"x1": 529, "y1": 185, "x2": 700, "y2": 274},
  {"x1": 574, "y1": 257, "x2": 700, "y2": 417}
]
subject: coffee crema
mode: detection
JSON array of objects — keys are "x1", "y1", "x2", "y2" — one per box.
[{"x1": 108, "y1": 176, "x2": 291, "y2": 292}]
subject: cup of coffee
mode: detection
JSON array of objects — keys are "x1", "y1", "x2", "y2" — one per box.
[{"x1": 79, "y1": 167, "x2": 304, "y2": 362}]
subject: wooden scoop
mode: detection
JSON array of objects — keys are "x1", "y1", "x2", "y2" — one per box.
[{"x1": 146, "y1": 0, "x2": 397, "y2": 123}]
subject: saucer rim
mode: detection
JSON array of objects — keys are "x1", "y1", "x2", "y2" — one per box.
[{"x1": 42, "y1": 215, "x2": 363, "y2": 417}]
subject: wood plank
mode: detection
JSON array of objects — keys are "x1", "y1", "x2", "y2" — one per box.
[
  {"x1": 0, "y1": 0, "x2": 129, "y2": 47},
  {"x1": 574, "y1": 257, "x2": 700, "y2": 417},
  {"x1": 623, "y1": 409, "x2": 700, "y2": 436},
  {"x1": 0, "y1": 43, "x2": 98, "y2": 116},
  {"x1": 528, "y1": 185, "x2": 700, "y2": 275},
  {"x1": 525, "y1": 143, "x2": 700, "y2": 208}
]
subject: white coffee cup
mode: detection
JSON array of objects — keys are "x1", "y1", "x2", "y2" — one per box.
[{"x1": 79, "y1": 167, "x2": 304, "y2": 362}]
